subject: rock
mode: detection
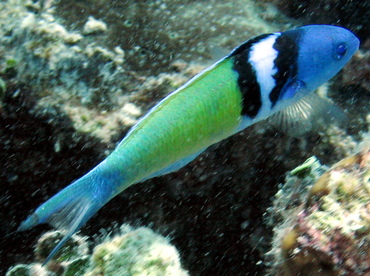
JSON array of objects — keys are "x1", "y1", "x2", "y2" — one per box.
[
  {"x1": 268, "y1": 149, "x2": 370, "y2": 275},
  {"x1": 83, "y1": 16, "x2": 107, "y2": 35}
]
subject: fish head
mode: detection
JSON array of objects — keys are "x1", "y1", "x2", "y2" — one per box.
[{"x1": 284, "y1": 25, "x2": 359, "y2": 96}]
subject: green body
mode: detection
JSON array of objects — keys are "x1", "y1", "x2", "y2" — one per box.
[
  {"x1": 105, "y1": 58, "x2": 243, "y2": 190},
  {"x1": 17, "y1": 56, "x2": 248, "y2": 265}
]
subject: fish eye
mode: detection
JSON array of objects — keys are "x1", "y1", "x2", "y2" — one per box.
[{"x1": 336, "y1": 43, "x2": 348, "y2": 59}]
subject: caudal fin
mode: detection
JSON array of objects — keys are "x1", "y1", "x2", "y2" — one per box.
[
  {"x1": 43, "y1": 196, "x2": 98, "y2": 265},
  {"x1": 17, "y1": 172, "x2": 107, "y2": 265}
]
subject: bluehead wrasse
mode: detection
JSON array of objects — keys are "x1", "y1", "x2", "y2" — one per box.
[{"x1": 17, "y1": 25, "x2": 359, "y2": 264}]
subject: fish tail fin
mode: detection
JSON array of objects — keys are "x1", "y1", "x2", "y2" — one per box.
[
  {"x1": 43, "y1": 196, "x2": 98, "y2": 265},
  {"x1": 17, "y1": 168, "x2": 114, "y2": 264}
]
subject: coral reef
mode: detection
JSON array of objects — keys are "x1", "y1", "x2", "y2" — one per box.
[
  {"x1": 6, "y1": 225, "x2": 188, "y2": 276},
  {"x1": 53, "y1": 0, "x2": 294, "y2": 73},
  {"x1": 1, "y1": 0, "x2": 368, "y2": 275},
  {"x1": 86, "y1": 225, "x2": 188, "y2": 276},
  {"x1": 268, "y1": 149, "x2": 370, "y2": 275},
  {"x1": 6, "y1": 230, "x2": 89, "y2": 276},
  {"x1": 265, "y1": 0, "x2": 369, "y2": 41}
]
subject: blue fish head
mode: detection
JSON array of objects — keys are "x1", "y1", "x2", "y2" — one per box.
[{"x1": 288, "y1": 25, "x2": 359, "y2": 93}]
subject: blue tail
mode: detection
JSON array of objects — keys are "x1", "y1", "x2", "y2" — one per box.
[{"x1": 17, "y1": 165, "x2": 118, "y2": 265}]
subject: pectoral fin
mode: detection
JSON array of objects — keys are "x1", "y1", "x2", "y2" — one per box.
[{"x1": 269, "y1": 92, "x2": 346, "y2": 136}]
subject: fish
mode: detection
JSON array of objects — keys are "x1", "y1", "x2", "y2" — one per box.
[{"x1": 17, "y1": 25, "x2": 359, "y2": 264}]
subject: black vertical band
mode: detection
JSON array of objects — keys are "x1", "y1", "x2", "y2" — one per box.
[
  {"x1": 269, "y1": 32, "x2": 300, "y2": 107},
  {"x1": 229, "y1": 34, "x2": 271, "y2": 118}
]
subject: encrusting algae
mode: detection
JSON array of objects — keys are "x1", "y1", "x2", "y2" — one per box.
[
  {"x1": 6, "y1": 224, "x2": 188, "y2": 276},
  {"x1": 268, "y1": 149, "x2": 370, "y2": 275}
]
